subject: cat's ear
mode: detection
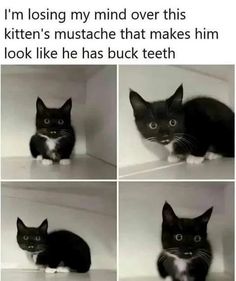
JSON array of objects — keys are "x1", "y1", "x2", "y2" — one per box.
[
  {"x1": 36, "y1": 97, "x2": 47, "y2": 113},
  {"x1": 196, "y1": 207, "x2": 213, "y2": 225},
  {"x1": 129, "y1": 89, "x2": 148, "y2": 117},
  {"x1": 17, "y1": 217, "x2": 27, "y2": 232},
  {"x1": 166, "y1": 84, "x2": 183, "y2": 109},
  {"x1": 39, "y1": 219, "x2": 48, "y2": 233},
  {"x1": 61, "y1": 98, "x2": 72, "y2": 113},
  {"x1": 162, "y1": 202, "x2": 178, "y2": 225}
]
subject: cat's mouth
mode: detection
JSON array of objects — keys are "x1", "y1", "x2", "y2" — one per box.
[{"x1": 160, "y1": 139, "x2": 171, "y2": 145}]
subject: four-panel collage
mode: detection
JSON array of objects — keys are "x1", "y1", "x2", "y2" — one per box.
[{"x1": 1, "y1": 65, "x2": 235, "y2": 281}]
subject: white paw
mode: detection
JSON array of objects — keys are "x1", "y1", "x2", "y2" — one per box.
[
  {"x1": 186, "y1": 155, "x2": 204, "y2": 164},
  {"x1": 36, "y1": 155, "x2": 43, "y2": 161},
  {"x1": 42, "y1": 159, "x2": 53, "y2": 166},
  {"x1": 45, "y1": 267, "x2": 57, "y2": 273},
  {"x1": 168, "y1": 154, "x2": 181, "y2": 163},
  {"x1": 165, "y1": 277, "x2": 172, "y2": 281},
  {"x1": 59, "y1": 159, "x2": 71, "y2": 165},
  {"x1": 56, "y1": 266, "x2": 70, "y2": 273},
  {"x1": 205, "y1": 152, "x2": 222, "y2": 160}
]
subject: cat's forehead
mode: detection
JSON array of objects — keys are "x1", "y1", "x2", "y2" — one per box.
[
  {"x1": 38, "y1": 108, "x2": 65, "y2": 116},
  {"x1": 19, "y1": 227, "x2": 40, "y2": 233},
  {"x1": 149, "y1": 101, "x2": 173, "y2": 118},
  {"x1": 177, "y1": 218, "x2": 203, "y2": 232}
]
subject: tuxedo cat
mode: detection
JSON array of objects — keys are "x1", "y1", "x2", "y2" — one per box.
[
  {"x1": 130, "y1": 85, "x2": 234, "y2": 164},
  {"x1": 30, "y1": 97, "x2": 75, "y2": 165},
  {"x1": 16, "y1": 218, "x2": 91, "y2": 273},
  {"x1": 157, "y1": 202, "x2": 213, "y2": 281}
]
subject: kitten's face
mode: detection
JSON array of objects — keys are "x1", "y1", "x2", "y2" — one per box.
[
  {"x1": 36, "y1": 98, "x2": 72, "y2": 138},
  {"x1": 129, "y1": 85, "x2": 184, "y2": 145},
  {"x1": 17, "y1": 218, "x2": 48, "y2": 253},
  {"x1": 161, "y1": 202, "x2": 213, "y2": 259}
]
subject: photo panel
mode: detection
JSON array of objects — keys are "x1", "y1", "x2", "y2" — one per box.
[
  {"x1": 1, "y1": 65, "x2": 117, "y2": 180},
  {"x1": 1, "y1": 181, "x2": 117, "y2": 281},
  {"x1": 119, "y1": 65, "x2": 234, "y2": 180},
  {"x1": 119, "y1": 182, "x2": 234, "y2": 281}
]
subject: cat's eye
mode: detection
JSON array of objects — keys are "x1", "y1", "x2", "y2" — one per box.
[
  {"x1": 194, "y1": 235, "x2": 202, "y2": 243},
  {"x1": 169, "y1": 119, "x2": 177, "y2": 127},
  {"x1": 148, "y1": 122, "x2": 158, "y2": 130},
  {"x1": 175, "y1": 234, "x2": 183, "y2": 241},
  {"x1": 35, "y1": 236, "x2": 41, "y2": 241},
  {"x1": 58, "y1": 119, "x2": 64, "y2": 125},
  {"x1": 23, "y1": 235, "x2": 29, "y2": 241},
  {"x1": 44, "y1": 118, "x2": 50, "y2": 124}
]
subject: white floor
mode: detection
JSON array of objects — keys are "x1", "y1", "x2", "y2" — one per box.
[
  {"x1": 2, "y1": 155, "x2": 116, "y2": 180},
  {"x1": 1, "y1": 269, "x2": 116, "y2": 281},
  {"x1": 119, "y1": 158, "x2": 234, "y2": 179},
  {"x1": 120, "y1": 272, "x2": 233, "y2": 281}
]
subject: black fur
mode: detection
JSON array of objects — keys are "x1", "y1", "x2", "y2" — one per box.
[
  {"x1": 130, "y1": 84, "x2": 234, "y2": 160},
  {"x1": 16, "y1": 218, "x2": 91, "y2": 273},
  {"x1": 30, "y1": 97, "x2": 75, "y2": 162},
  {"x1": 157, "y1": 202, "x2": 213, "y2": 281}
]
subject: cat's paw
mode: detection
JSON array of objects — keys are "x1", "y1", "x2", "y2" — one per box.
[
  {"x1": 168, "y1": 154, "x2": 181, "y2": 163},
  {"x1": 56, "y1": 267, "x2": 70, "y2": 273},
  {"x1": 45, "y1": 267, "x2": 57, "y2": 274},
  {"x1": 186, "y1": 155, "x2": 204, "y2": 164},
  {"x1": 205, "y1": 152, "x2": 222, "y2": 160},
  {"x1": 59, "y1": 159, "x2": 71, "y2": 165},
  {"x1": 36, "y1": 155, "x2": 43, "y2": 161},
  {"x1": 42, "y1": 159, "x2": 53, "y2": 166}
]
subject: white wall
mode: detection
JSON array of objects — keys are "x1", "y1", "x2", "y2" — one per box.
[
  {"x1": 1, "y1": 182, "x2": 116, "y2": 270},
  {"x1": 1, "y1": 65, "x2": 87, "y2": 157},
  {"x1": 119, "y1": 182, "x2": 234, "y2": 278},
  {"x1": 119, "y1": 65, "x2": 234, "y2": 167},
  {"x1": 86, "y1": 65, "x2": 117, "y2": 165}
]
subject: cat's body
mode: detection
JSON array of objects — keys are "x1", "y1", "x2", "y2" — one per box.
[
  {"x1": 129, "y1": 85, "x2": 234, "y2": 164},
  {"x1": 157, "y1": 203, "x2": 213, "y2": 281},
  {"x1": 17, "y1": 218, "x2": 91, "y2": 273},
  {"x1": 30, "y1": 98, "x2": 75, "y2": 165}
]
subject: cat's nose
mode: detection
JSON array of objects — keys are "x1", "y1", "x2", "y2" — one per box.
[
  {"x1": 50, "y1": 131, "x2": 57, "y2": 135},
  {"x1": 27, "y1": 245, "x2": 34, "y2": 249}
]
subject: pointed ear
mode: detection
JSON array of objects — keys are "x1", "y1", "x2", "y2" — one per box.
[
  {"x1": 162, "y1": 202, "x2": 178, "y2": 225},
  {"x1": 129, "y1": 89, "x2": 148, "y2": 117},
  {"x1": 39, "y1": 219, "x2": 48, "y2": 233},
  {"x1": 17, "y1": 217, "x2": 27, "y2": 232},
  {"x1": 196, "y1": 207, "x2": 213, "y2": 225},
  {"x1": 36, "y1": 97, "x2": 47, "y2": 113},
  {"x1": 61, "y1": 98, "x2": 72, "y2": 113},
  {"x1": 166, "y1": 84, "x2": 183, "y2": 109}
]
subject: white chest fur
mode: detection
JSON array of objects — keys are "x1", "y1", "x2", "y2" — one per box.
[
  {"x1": 165, "y1": 141, "x2": 174, "y2": 153},
  {"x1": 46, "y1": 138, "x2": 58, "y2": 151},
  {"x1": 38, "y1": 134, "x2": 61, "y2": 151},
  {"x1": 165, "y1": 251, "x2": 188, "y2": 276}
]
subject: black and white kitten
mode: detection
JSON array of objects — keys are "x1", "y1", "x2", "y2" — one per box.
[
  {"x1": 130, "y1": 85, "x2": 234, "y2": 164},
  {"x1": 30, "y1": 97, "x2": 75, "y2": 165},
  {"x1": 17, "y1": 218, "x2": 91, "y2": 273},
  {"x1": 157, "y1": 202, "x2": 213, "y2": 281}
]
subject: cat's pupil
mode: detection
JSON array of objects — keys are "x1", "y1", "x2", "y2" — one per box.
[
  {"x1": 175, "y1": 234, "x2": 183, "y2": 241},
  {"x1": 148, "y1": 122, "x2": 158, "y2": 130},
  {"x1": 58, "y1": 119, "x2": 64, "y2": 125},
  {"x1": 23, "y1": 235, "x2": 29, "y2": 241},
  {"x1": 169, "y1": 119, "x2": 177, "y2": 127},
  {"x1": 194, "y1": 235, "x2": 201, "y2": 243},
  {"x1": 44, "y1": 118, "x2": 50, "y2": 124}
]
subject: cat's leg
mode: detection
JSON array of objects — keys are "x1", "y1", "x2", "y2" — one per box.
[
  {"x1": 186, "y1": 144, "x2": 209, "y2": 164},
  {"x1": 29, "y1": 135, "x2": 40, "y2": 158},
  {"x1": 56, "y1": 137, "x2": 75, "y2": 165},
  {"x1": 205, "y1": 151, "x2": 222, "y2": 160}
]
